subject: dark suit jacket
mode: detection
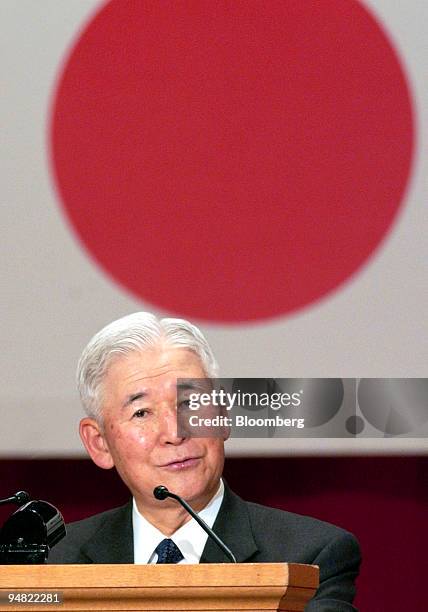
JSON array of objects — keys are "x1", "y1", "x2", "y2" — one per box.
[{"x1": 49, "y1": 485, "x2": 361, "y2": 611}]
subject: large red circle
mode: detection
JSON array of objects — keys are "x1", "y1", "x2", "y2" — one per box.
[{"x1": 50, "y1": 0, "x2": 414, "y2": 322}]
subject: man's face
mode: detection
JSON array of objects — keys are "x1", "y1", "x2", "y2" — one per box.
[{"x1": 85, "y1": 346, "x2": 226, "y2": 513}]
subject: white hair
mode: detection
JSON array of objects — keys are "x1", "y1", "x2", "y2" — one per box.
[{"x1": 77, "y1": 312, "x2": 219, "y2": 420}]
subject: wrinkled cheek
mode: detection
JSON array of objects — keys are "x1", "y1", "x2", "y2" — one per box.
[
  {"x1": 114, "y1": 426, "x2": 158, "y2": 459},
  {"x1": 134, "y1": 429, "x2": 156, "y2": 451}
]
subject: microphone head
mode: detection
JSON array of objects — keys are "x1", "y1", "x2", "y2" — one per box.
[
  {"x1": 153, "y1": 486, "x2": 169, "y2": 501},
  {"x1": 14, "y1": 491, "x2": 31, "y2": 505}
]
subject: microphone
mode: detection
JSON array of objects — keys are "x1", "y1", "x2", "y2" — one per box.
[
  {"x1": 0, "y1": 491, "x2": 31, "y2": 507},
  {"x1": 153, "y1": 485, "x2": 236, "y2": 563}
]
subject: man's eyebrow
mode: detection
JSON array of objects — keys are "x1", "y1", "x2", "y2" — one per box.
[
  {"x1": 123, "y1": 391, "x2": 148, "y2": 408},
  {"x1": 177, "y1": 382, "x2": 197, "y2": 391},
  {"x1": 177, "y1": 381, "x2": 212, "y2": 393}
]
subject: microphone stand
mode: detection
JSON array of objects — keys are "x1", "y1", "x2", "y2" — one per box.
[{"x1": 153, "y1": 485, "x2": 236, "y2": 563}]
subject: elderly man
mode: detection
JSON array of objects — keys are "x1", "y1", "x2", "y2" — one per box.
[{"x1": 49, "y1": 312, "x2": 361, "y2": 610}]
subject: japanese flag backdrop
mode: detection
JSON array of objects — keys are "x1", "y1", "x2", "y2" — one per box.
[{"x1": 1, "y1": 0, "x2": 427, "y2": 456}]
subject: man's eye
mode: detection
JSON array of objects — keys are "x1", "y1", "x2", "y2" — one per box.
[{"x1": 132, "y1": 409, "x2": 147, "y2": 419}]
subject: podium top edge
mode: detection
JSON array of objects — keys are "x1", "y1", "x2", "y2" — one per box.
[{"x1": 0, "y1": 562, "x2": 319, "y2": 589}]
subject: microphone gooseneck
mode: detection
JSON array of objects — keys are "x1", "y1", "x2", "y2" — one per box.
[
  {"x1": 0, "y1": 491, "x2": 31, "y2": 507},
  {"x1": 153, "y1": 485, "x2": 237, "y2": 563}
]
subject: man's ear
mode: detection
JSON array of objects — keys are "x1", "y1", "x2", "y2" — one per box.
[
  {"x1": 222, "y1": 422, "x2": 231, "y2": 442},
  {"x1": 219, "y1": 402, "x2": 231, "y2": 442},
  {"x1": 79, "y1": 417, "x2": 114, "y2": 470}
]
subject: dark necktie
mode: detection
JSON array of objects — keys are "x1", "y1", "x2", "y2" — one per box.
[{"x1": 155, "y1": 538, "x2": 184, "y2": 564}]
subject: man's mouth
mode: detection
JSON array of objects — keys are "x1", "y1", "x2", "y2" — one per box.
[{"x1": 160, "y1": 456, "x2": 201, "y2": 470}]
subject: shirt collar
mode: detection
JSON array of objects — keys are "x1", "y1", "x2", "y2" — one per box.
[{"x1": 133, "y1": 479, "x2": 224, "y2": 564}]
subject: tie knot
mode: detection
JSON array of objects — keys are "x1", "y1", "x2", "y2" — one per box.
[{"x1": 155, "y1": 538, "x2": 184, "y2": 564}]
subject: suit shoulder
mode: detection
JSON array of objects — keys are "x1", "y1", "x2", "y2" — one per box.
[
  {"x1": 65, "y1": 504, "x2": 127, "y2": 536},
  {"x1": 245, "y1": 499, "x2": 358, "y2": 550},
  {"x1": 48, "y1": 503, "x2": 130, "y2": 563}
]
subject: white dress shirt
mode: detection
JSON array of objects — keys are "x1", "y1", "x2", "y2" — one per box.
[{"x1": 133, "y1": 479, "x2": 224, "y2": 564}]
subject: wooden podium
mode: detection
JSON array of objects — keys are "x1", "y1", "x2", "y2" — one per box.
[{"x1": 0, "y1": 563, "x2": 318, "y2": 612}]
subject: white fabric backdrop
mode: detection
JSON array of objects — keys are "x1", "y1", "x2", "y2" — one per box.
[{"x1": 1, "y1": 0, "x2": 427, "y2": 456}]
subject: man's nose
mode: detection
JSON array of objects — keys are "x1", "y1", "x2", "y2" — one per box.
[{"x1": 159, "y1": 405, "x2": 185, "y2": 445}]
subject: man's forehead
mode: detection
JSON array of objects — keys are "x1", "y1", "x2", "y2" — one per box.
[{"x1": 105, "y1": 347, "x2": 206, "y2": 387}]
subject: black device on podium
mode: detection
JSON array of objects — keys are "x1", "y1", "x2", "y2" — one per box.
[{"x1": 0, "y1": 491, "x2": 66, "y2": 564}]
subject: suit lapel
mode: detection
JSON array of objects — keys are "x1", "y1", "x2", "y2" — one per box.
[
  {"x1": 81, "y1": 500, "x2": 134, "y2": 564},
  {"x1": 78, "y1": 487, "x2": 257, "y2": 564},
  {"x1": 200, "y1": 484, "x2": 258, "y2": 563}
]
